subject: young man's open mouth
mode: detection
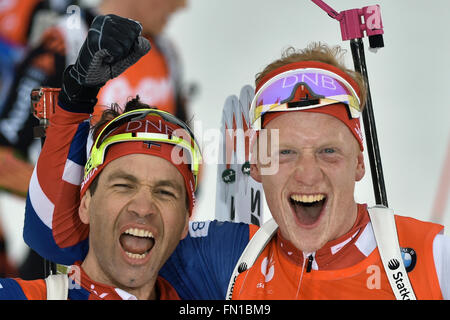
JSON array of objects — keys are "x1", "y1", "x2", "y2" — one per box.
[{"x1": 289, "y1": 193, "x2": 327, "y2": 228}]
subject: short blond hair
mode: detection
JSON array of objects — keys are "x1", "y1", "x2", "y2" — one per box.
[{"x1": 255, "y1": 42, "x2": 367, "y2": 110}]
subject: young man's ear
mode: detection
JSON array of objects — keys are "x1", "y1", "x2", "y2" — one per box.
[
  {"x1": 250, "y1": 163, "x2": 262, "y2": 183},
  {"x1": 79, "y1": 190, "x2": 92, "y2": 225},
  {"x1": 355, "y1": 151, "x2": 365, "y2": 182}
]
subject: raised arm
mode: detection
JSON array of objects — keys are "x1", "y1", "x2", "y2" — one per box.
[{"x1": 23, "y1": 14, "x2": 150, "y2": 265}]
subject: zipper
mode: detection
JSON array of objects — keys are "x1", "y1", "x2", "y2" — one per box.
[
  {"x1": 296, "y1": 252, "x2": 315, "y2": 298},
  {"x1": 306, "y1": 254, "x2": 314, "y2": 273}
]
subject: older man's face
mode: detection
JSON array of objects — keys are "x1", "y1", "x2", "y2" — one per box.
[{"x1": 79, "y1": 153, "x2": 189, "y2": 299}]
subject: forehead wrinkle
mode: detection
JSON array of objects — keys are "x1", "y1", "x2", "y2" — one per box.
[{"x1": 106, "y1": 168, "x2": 184, "y2": 192}]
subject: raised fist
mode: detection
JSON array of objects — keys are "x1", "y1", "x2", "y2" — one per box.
[{"x1": 68, "y1": 14, "x2": 151, "y2": 87}]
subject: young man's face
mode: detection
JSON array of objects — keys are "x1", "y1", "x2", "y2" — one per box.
[
  {"x1": 79, "y1": 153, "x2": 189, "y2": 299},
  {"x1": 251, "y1": 111, "x2": 365, "y2": 253}
]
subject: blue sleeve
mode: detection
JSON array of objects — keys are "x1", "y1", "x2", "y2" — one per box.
[
  {"x1": 0, "y1": 279, "x2": 28, "y2": 300},
  {"x1": 23, "y1": 115, "x2": 91, "y2": 265},
  {"x1": 159, "y1": 220, "x2": 250, "y2": 300},
  {"x1": 23, "y1": 193, "x2": 89, "y2": 265}
]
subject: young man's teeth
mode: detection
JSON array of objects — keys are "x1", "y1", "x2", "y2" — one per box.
[
  {"x1": 125, "y1": 251, "x2": 148, "y2": 259},
  {"x1": 291, "y1": 194, "x2": 325, "y2": 203},
  {"x1": 123, "y1": 228, "x2": 153, "y2": 238}
]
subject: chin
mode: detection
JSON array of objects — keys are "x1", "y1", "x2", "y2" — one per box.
[
  {"x1": 283, "y1": 220, "x2": 328, "y2": 253},
  {"x1": 292, "y1": 235, "x2": 325, "y2": 253}
]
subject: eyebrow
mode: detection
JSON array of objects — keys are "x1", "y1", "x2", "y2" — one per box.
[
  {"x1": 107, "y1": 170, "x2": 183, "y2": 192},
  {"x1": 155, "y1": 180, "x2": 184, "y2": 193},
  {"x1": 107, "y1": 171, "x2": 139, "y2": 184}
]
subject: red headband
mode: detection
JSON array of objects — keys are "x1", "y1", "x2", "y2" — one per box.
[
  {"x1": 80, "y1": 115, "x2": 196, "y2": 216},
  {"x1": 256, "y1": 61, "x2": 364, "y2": 151}
]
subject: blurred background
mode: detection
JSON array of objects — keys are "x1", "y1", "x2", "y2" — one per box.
[
  {"x1": 0, "y1": 0, "x2": 449, "y2": 275},
  {"x1": 164, "y1": 0, "x2": 450, "y2": 225}
]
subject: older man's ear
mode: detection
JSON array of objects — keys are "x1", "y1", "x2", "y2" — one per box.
[{"x1": 79, "y1": 190, "x2": 92, "y2": 225}]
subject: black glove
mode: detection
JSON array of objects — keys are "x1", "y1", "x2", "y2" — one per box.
[{"x1": 60, "y1": 14, "x2": 151, "y2": 109}]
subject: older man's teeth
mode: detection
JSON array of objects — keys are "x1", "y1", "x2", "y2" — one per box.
[
  {"x1": 123, "y1": 228, "x2": 153, "y2": 238},
  {"x1": 291, "y1": 194, "x2": 325, "y2": 203},
  {"x1": 125, "y1": 251, "x2": 148, "y2": 259},
  {"x1": 121, "y1": 228, "x2": 154, "y2": 259}
]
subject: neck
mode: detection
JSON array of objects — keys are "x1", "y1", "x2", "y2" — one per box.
[
  {"x1": 80, "y1": 256, "x2": 158, "y2": 300},
  {"x1": 279, "y1": 203, "x2": 371, "y2": 270},
  {"x1": 123, "y1": 282, "x2": 158, "y2": 300},
  {"x1": 334, "y1": 200, "x2": 360, "y2": 241}
]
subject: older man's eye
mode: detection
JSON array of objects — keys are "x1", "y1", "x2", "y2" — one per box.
[
  {"x1": 157, "y1": 189, "x2": 176, "y2": 197},
  {"x1": 114, "y1": 184, "x2": 131, "y2": 188},
  {"x1": 113, "y1": 184, "x2": 135, "y2": 192}
]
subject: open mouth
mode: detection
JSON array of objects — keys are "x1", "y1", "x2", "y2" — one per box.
[
  {"x1": 289, "y1": 194, "x2": 327, "y2": 227},
  {"x1": 119, "y1": 228, "x2": 155, "y2": 260}
]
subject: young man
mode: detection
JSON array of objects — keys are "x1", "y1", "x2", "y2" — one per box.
[
  {"x1": 20, "y1": 22, "x2": 450, "y2": 298},
  {"x1": 0, "y1": 14, "x2": 201, "y2": 300},
  {"x1": 160, "y1": 44, "x2": 450, "y2": 300}
]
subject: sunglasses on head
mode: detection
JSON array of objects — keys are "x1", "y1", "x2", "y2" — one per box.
[
  {"x1": 249, "y1": 67, "x2": 361, "y2": 130},
  {"x1": 85, "y1": 108, "x2": 202, "y2": 189}
]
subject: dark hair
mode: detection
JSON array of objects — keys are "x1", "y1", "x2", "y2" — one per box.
[
  {"x1": 88, "y1": 95, "x2": 154, "y2": 195},
  {"x1": 86, "y1": 96, "x2": 190, "y2": 211},
  {"x1": 90, "y1": 95, "x2": 155, "y2": 140}
]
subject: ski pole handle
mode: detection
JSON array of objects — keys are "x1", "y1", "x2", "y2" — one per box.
[
  {"x1": 311, "y1": 0, "x2": 384, "y2": 49},
  {"x1": 311, "y1": 0, "x2": 388, "y2": 206}
]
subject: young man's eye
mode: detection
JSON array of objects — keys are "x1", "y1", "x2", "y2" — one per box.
[
  {"x1": 319, "y1": 147, "x2": 342, "y2": 162},
  {"x1": 277, "y1": 149, "x2": 297, "y2": 163},
  {"x1": 280, "y1": 149, "x2": 294, "y2": 155},
  {"x1": 322, "y1": 148, "x2": 335, "y2": 154}
]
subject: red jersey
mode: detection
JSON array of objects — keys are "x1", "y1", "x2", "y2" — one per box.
[
  {"x1": 231, "y1": 204, "x2": 443, "y2": 299},
  {"x1": 1, "y1": 262, "x2": 179, "y2": 300}
]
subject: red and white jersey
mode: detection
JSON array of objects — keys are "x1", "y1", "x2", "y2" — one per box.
[
  {"x1": 231, "y1": 205, "x2": 445, "y2": 299},
  {"x1": 0, "y1": 262, "x2": 180, "y2": 300}
]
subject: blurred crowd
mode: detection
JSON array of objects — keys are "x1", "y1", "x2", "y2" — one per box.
[{"x1": 0, "y1": 0, "x2": 190, "y2": 279}]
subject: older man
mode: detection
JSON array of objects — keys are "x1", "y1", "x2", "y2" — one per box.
[
  {"x1": 0, "y1": 0, "x2": 190, "y2": 281},
  {"x1": 0, "y1": 14, "x2": 200, "y2": 300}
]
